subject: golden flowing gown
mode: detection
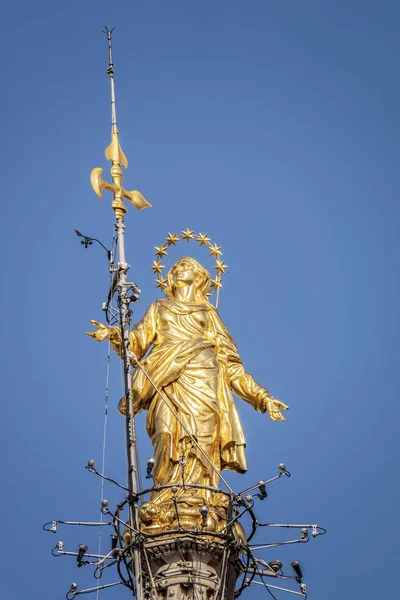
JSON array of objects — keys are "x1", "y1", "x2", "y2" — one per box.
[{"x1": 109, "y1": 296, "x2": 269, "y2": 500}]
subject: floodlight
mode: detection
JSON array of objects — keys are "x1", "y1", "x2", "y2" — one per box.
[
  {"x1": 290, "y1": 560, "x2": 303, "y2": 582},
  {"x1": 199, "y1": 505, "x2": 209, "y2": 525},
  {"x1": 146, "y1": 458, "x2": 155, "y2": 479},
  {"x1": 77, "y1": 544, "x2": 88, "y2": 566}
]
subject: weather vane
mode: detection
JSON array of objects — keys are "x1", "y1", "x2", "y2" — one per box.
[{"x1": 90, "y1": 26, "x2": 151, "y2": 220}]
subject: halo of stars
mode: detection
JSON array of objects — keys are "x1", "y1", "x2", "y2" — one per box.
[{"x1": 151, "y1": 229, "x2": 228, "y2": 302}]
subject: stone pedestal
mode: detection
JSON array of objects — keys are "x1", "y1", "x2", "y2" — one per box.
[{"x1": 141, "y1": 536, "x2": 241, "y2": 600}]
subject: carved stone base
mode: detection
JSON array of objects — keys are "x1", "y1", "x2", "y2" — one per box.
[{"x1": 141, "y1": 536, "x2": 242, "y2": 600}]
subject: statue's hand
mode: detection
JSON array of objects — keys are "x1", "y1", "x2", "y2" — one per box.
[
  {"x1": 263, "y1": 397, "x2": 289, "y2": 422},
  {"x1": 86, "y1": 320, "x2": 110, "y2": 342}
]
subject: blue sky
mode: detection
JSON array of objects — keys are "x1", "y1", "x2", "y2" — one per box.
[{"x1": 1, "y1": 1, "x2": 399, "y2": 598}]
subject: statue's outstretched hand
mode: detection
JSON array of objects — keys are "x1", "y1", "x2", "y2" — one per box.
[
  {"x1": 264, "y1": 397, "x2": 289, "y2": 422},
  {"x1": 86, "y1": 320, "x2": 110, "y2": 342}
]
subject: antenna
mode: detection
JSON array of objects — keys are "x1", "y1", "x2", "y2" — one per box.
[{"x1": 103, "y1": 26, "x2": 117, "y2": 134}]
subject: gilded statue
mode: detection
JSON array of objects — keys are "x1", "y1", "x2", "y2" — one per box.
[{"x1": 87, "y1": 255, "x2": 288, "y2": 533}]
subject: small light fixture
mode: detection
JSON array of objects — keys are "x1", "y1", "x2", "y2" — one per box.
[
  {"x1": 77, "y1": 544, "x2": 88, "y2": 566},
  {"x1": 146, "y1": 458, "x2": 155, "y2": 479},
  {"x1": 111, "y1": 535, "x2": 118, "y2": 552},
  {"x1": 300, "y1": 528, "x2": 308, "y2": 540},
  {"x1": 199, "y1": 505, "x2": 209, "y2": 526},
  {"x1": 257, "y1": 481, "x2": 267, "y2": 499},
  {"x1": 290, "y1": 560, "x2": 303, "y2": 582}
]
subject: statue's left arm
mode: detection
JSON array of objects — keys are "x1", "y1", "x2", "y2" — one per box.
[
  {"x1": 227, "y1": 361, "x2": 287, "y2": 421},
  {"x1": 210, "y1": 310, "x2": 288, "y2": 422}
]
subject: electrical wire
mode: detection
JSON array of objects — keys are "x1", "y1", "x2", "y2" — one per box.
[
  {"x1": 248, "y1": 549, "x2": 279, "y2": 600},
  {"x1": 95, "y1": 233, "x2": 117, "y2": 600},
  {"x1": 110, "y1": 505, "x2": 136, "y2": 591},
  {"x1": 260, "y1": 576, "x2": 279, "y2": 600}
]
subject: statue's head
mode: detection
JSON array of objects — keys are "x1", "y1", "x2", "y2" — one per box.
[{"x1": 166, "y1": 257, "x2": 210, "y2": 302}]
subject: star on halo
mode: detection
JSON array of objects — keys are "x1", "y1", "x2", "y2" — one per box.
[
  {"x1": 208, "y1": 243, "x2": 222, "y2": 258},
  {"x1": 181, "y1": 228, "x2": 195, "y2": 242},
  {"x1": 154, "y1": 244, "x2": 168, "y2": 258},
  {"x1": 210, "y1": 276, "x2": 222, "y2": 289},
  {"x1": 214, "y1": 259, "x2": 228, "y2": 274},
  {"x1": 151, "y1": 232, "x2": 226, "y2": 304},
  {"x1": 196, "y1": 233, "x2": 211, "y2": 246},
  {"x1": 150, "y1": 260, "x2": 165, "y2": 274},
  {"x1": 165, "y1": 232, "x2": 180, "y2": 246},
  {"x1": 155, "y1": 276, "x2": 168, "y2": 289}
]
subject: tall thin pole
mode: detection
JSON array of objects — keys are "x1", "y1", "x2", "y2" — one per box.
[
  {"x1": 91, "y1": 27, "x2": 151, "y2": 599},
  {"x1": 116, "y1": 219, "x2": 143, "y2": 600},
  {"x1": 105, "y1": 28, "x2": 118, "y2": 134}
]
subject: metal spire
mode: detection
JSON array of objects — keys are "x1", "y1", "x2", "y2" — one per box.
[
  {"x1": 90, "y1": 27, "x2": 151, "y2": 220},
  {"x1": 104, "y1": 26, "x2": 118, "y2": 135},
  {"x1": 90, "y1": 28, "x2": 150, "y2": 600}
]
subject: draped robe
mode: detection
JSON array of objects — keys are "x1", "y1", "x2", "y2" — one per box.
[{"x1": 110, "y1": 297, "x2": 268, "y2": 494}]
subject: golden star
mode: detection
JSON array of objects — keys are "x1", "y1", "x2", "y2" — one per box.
[
  {"x1": 214, "y1": 259, "x2": 228, "y2": 274},
  {"x1": 196, "y1": 233, "x2": 211, "y2": 246},
  {"x1": 181, "y1": 228, "x2": 195, "y2": 242},
  {"x1": 154, "y1": 244, "x2": 168, "y2": 258},
  {"x1": 155, "y1": 276, "x2": 168, "y2": 289},
  {"x1": 150, "y1": 260, "x2": 165, "y2": 274},
  {"x1": 209, "y1": 243, "x2": 223, "y2": 258},
  {"x1": 205, "y1": 290, "x2": 212, "y2": 299},
  {"x1": 165, "y1": 232, "x2": 180, "y2": 246},
  {"x1": 210, "y1": 276, "x2": 222, "y2": 289}
]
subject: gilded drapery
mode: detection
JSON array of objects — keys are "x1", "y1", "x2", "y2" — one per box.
[{"x1": 110, "y1": 297, "x2": 268, "y2": 492}]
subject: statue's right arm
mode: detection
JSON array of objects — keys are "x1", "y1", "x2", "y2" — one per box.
[{"x1": 87, "y1": 302, "x2": 158, "y2": 361}]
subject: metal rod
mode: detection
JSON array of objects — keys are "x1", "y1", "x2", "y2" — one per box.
[
  {"x1": 116, "y1": 220, "x2": 143, "y2": 600},
  {"x1": 104, "y1": 27, "x2": 117, "y2": 133},
  {"x1": 102, "y1": 27, "x2": 143, "y2": 599},
  {"x1": 256, "y1": 523, "x2": 321, "y2": 529},
  {"x1": 238, "y1": 474, "x2": 281, "y2": 496},
  {"x1": 56, "y1": 551, "x2": 116, "y2": 560},
  {"x1": 128, "y1": 351, "x2": 235, "y2": 494},
  {"x1": 75, "y1": 581, "x2": 123, "y2": 595},
  {"x1": 251, "y1": 581, "x2": 305, "y2": 597},
  {"x1": 56, "y1": 521, "x2": 113, "y2": 527},
  {"x1": 250, "y1": 538, "x2": 307, "y2": 550}
]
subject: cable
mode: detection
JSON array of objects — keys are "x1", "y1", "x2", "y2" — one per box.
[
  {"x1": 87, "y1": 465, "x2": 131, "y2": 493},
  {"x1": 110, "y1": 506, "x2": 136, "y2": 591},
  {"x1": 135, "y1": 429, "x2": 143, "y2": 495},
  {"x1": 260, "y1": 576, "x2": 279, "y2": 600},
  {"x1": 96, "y1": 232, "x2": 116, "y2": 600},
  {"x1": 235, "y1": 549, "x2": 252, "y2": 598},
  {"x1": 248, "y1": 549, "x2": 279, "y2": 600},
  {"x1": 96, "y1": 339, "x2": 111, "y2": 600}
]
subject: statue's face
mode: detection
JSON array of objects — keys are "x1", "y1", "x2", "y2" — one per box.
[{"x1": 171, "y1": 259, "x2": 196, "y2": 287}]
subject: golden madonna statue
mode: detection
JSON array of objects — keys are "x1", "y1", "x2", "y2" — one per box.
[{"x1": 88, "y1": 256, "x2": 287, "y2": 533}]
